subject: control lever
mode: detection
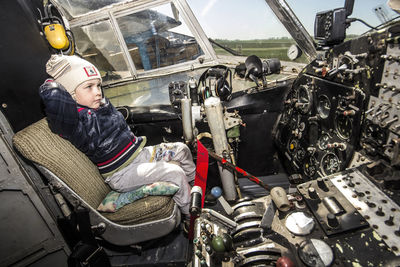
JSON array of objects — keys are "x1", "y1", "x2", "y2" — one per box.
[
  {"x1": 328, "y1": 63, "x2": 348, "y2": 77},
  {"x1": 259, "y1": 200, "x2": 276, "y2": 231},
  {"x1": 210, "y1": 186, "x2": 234, "y2": 215},
  {"x1": 384, "y1": 117, "x2": 398, "y2": 128}
]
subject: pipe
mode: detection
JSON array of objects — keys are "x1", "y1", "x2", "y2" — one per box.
[{"x1": 204, "y1": 97, "x2": 237, "y2": 201}]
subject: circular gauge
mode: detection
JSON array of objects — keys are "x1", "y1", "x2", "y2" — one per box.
[
  {"x1": 303, "y1": 156, "x2": 318, "y2": 177},
  {"x1": 288, "y1": 138, "x2": 298, "y2": 154},
  {"x1": 321, "y1": 152, "x2": 341, "y2": 176},
  {"x1": 287, "y1": 44, "x2": 302, "y2": 61},
  {"x1": 318, "y1": 133, "x2": 331, "y2": 150},
  {"x1": 335, "y1": 114, "x2": 352, "y2": 140},
  {"x1": 317, "y1": 95, "x2": 331, "y2": 119},
  {"x1": 295, "y1": 147, "x2": 306, "y2": 162},
  {"x1": 298, "y1": 239, "x2": 334, "y2": 267},
  {"x1": 296, "y1": 85, "x2": 313, "y2": 114},
  {"x1": 285, "y1": 212, "x2": 315, "y2": 235},
  {"x1": 365, "y1": 122, "x2": 387, "y2": 145}
]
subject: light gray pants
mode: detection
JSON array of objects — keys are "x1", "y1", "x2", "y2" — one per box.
[{"x1": 105, "y1": 142, "x2": 196, "y2": 216}]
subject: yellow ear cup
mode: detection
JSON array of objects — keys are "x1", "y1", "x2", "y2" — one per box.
[{"x1": 44, "y1": 23, "x2": 70, "y2": 50}]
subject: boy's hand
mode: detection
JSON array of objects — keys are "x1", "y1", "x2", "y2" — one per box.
[{"x1": 39, "y1": 80, "x2": 68, "y2": 93}]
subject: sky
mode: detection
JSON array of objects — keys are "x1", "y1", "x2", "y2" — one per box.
[{"x1": 185, "y1": 0, "x2": 399, "y2": 40}]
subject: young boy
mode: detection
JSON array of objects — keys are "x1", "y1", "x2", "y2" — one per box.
[{"x1": 40, "y1": 54, "x2": 195, "y2": 218}]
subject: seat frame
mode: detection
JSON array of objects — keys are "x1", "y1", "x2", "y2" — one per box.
[{"x1": 36, "y1": 164, "x2": 181, "y2": 246}]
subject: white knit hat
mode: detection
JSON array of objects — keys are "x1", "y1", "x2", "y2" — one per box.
[{"x1": 46, "y1": 55, "x2": 102, "y2": 97}]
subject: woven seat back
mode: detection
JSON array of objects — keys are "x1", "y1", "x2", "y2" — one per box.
[{"x1": 12, "y1": 118, "x2": 109, "y2": 208}]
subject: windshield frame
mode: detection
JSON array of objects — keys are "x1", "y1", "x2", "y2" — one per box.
[
  {"x1": 53, "y1": 0, "x2": 219, "y2": 84},
  {"x1": 52, "y1": 0, "x2": 316, "y2": 85}
]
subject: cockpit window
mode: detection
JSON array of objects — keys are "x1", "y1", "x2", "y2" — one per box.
[
  {"x1": 72, "y1": 20, "x2": 131, "y2": 83},
  {"x1": 115, "y1": 4, "x2": 204, "y2": 72},
  {"x1": 187, "y1": 0, "x2": 308, "y2": 63},
  {"x1": 69, "y1": 1, "x2": 205, "y2": 84},
  {"x1": 54, "y1": 0, "x2": 129, "y2": 17}
]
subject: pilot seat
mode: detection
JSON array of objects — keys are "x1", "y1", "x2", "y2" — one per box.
[{"x1": 12, "y1": 118, "x2": 181, "y2": 246}]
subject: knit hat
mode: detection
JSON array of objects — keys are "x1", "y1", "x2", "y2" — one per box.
[{"x1": 46, "y1": 55, "x2": 102, "y2": 97}]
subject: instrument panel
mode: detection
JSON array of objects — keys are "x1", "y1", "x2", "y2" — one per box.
[
  {"x1": 275, "y1": 75, "x2": 364, "y2": 180},
  {"x1": 273, "y1": 26, "x2": 397, "y2": 183}
]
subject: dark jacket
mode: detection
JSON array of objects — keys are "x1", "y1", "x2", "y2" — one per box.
[{"x1": 39, "y1": 80, "x2": 146, "y2": 177}]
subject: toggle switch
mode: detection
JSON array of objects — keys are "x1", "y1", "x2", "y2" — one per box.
[
  {"x1": 308, "y1": 187, "x2": 319, "y2": 199},
  {"x1": 327, "y1": 213, "x2": 339, "y2": 228}
]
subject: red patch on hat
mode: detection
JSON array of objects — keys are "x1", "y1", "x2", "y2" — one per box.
[{"x1": 83, "y1": 66, "x2": 98, "y2": 77}]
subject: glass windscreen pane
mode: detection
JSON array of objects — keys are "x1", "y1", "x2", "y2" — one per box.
[
  {"x1": 116, "y1": 3, "x2": 204, "y2": 72},
  {"x1": 105, "y1": 69, "x2": 205, "y2": 107},
  {"x1": 72, "y1": 20, "x2": 131, "y2": 83},
  {"x1": 55, "y1": 0, "x2": 129, "y2": 17},
  {"x1": 187, "y1": 0, "x2": 307, "y2": 63}
]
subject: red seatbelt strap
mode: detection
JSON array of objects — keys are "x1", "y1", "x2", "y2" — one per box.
[
  {"x1": 194, "y1": 140, "x2": 209, "y2": 208},
  {"x1": 189, "y1": 140, "x2": 209, "y2": 239}
]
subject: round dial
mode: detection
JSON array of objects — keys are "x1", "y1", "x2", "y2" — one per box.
[
  {"x1": 335, "y1": 114, "x2": 352, "y2": 140},
  {"x1": 287, "y1": 44, "x2": 302, "y2": 61},
  {"x1": 303, "y1": 156, "x2": 318, "y2": 177},
  {"x1": 288, "y1": 138, "x2": 298, "y2": 154},
  {"x1": 285, "y1": 212, "x2": 315, "y2": 235},
  {"x1": 296, "y1": 85, "x2": 313, "y2": 114},
  {"x1": 298, "y1": 239, "x2": 334, "y2": 267},
  {"x1": 295, "y1": 147, "x2": 306, "y2": 162},
  {"x1": 317, "y1": 95, "x2": 331, "y2": 119},
  {"x1": 321, "y1": 152, "x2": 341, "y2": 176},
  {"x1": 318, "y1": 133, "x2": 330, "y2": 150}
]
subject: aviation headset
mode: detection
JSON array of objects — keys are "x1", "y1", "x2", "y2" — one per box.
[
  {"x1": 198, "y1": 65, "x2": 233, "y2": 102},
  {"x1": 39, "y1": 3, "x2": 75, "y2": 55}
]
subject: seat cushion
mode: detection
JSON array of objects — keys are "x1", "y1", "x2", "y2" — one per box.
[{"x1": 12, "y1": 118, "x2": 175, "y2": 225}]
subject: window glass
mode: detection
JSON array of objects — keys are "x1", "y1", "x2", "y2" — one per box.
[
  {"x1": 54, "y1": 0, "x2": 128, "y2": 17},
  {"x1": 72, "y1": 20, "x2": 131, "y2": 83},
  {"x1": 105, "y1": 69, "x2": 205, "y2": 107},
  {"x1": 187, "y1": 0, "x2": 308, "y2": 63},
  {"x1": 116, "y1": 3, "x2": 204, "y2": 72}
]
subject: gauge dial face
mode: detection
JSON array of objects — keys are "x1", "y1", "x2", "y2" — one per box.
[
  {"x1": 318, "y1": 133, "x2": 330, "y2": 150},
  {"x1": 295, "y1": 147, "x2": 306, "y2": 162},
  {"x1": 303, "y1": 156, "x2": 318, "y2": 177},
  {"x1": 335, "y1": 114, "x2": 352, "y2": 140},
  {"x1": 317, "y1": 95, "x2": 331, "y2": 119},
  {"x1": 297, "y1": 85, "x2": 312, "y2": 114},
  {"x1": 288, "y1": 138, "x2": 298, "y2": 154},
  {"x1": 287, "y1": 44, "x2": 302, "y2": 60},
  {"x1": 321, "y1": 152, "x2": 341, "y2": 176}
]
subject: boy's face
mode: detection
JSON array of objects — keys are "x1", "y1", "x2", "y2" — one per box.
[{"x1": 75, "y1": 79, "x2": 102, "y2": 109}]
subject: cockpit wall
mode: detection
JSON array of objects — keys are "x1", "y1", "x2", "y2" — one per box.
[{"x1": 0, "y1": 0, "x2": 52, "y2": 132}]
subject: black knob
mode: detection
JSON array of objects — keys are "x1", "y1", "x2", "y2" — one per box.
[
  {"x1": 395, "y1": 227, "x2": 400, "y2": 236},
  {"x1": 385, "y1": 215, "x2": 394, "y2": 226},
  {"x1": 308, "y1": 187, "x2": 319, "y2": 199},
  {"x1": 327, "y1": 213, "x2": 339, "y2": 228},
  {"x1": 376, "y1": 207, "x2": 385, "y2": 217},
  {"x1": 365, "y1": 200, "x2": 376, "y2": 208}
]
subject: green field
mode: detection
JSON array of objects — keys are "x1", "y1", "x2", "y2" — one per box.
[{"x1": 212, "y1": 38, "x2": 308, "y2": 63}]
